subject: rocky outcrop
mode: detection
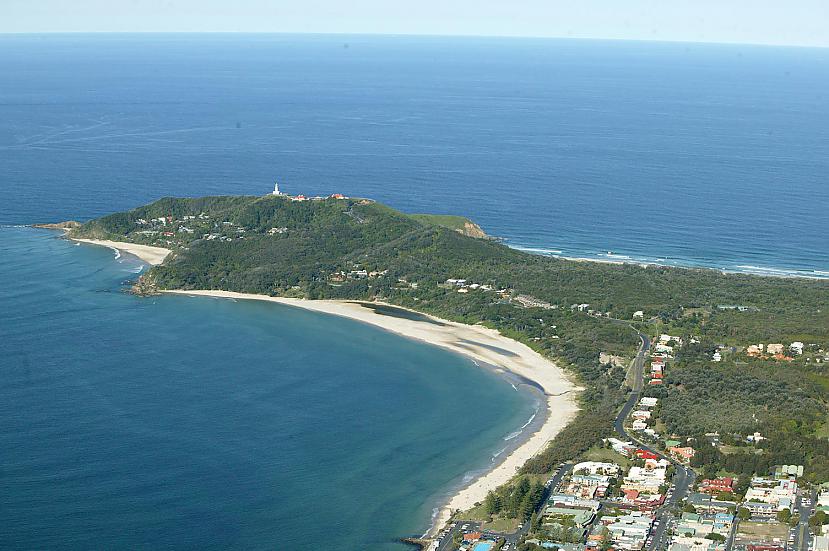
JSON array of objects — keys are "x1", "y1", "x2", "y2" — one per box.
[
  {"x1": 459, "y1": 221, "x2": 487, "y2": 239},
  {"x1": 31, "y1": 221, "x2": 82, "y2": 231}
]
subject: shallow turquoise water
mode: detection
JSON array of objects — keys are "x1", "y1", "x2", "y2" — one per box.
[{"x1": 0, "y1": 227, "x2": 537, "y2": 549}]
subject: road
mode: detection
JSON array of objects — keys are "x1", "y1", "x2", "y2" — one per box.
[
  {"x1": 612, "y1": 329, "x2": 697, "y2": 551},
  {"x1": 792, "y1": 488, "x2": 816, "y2": 551}
]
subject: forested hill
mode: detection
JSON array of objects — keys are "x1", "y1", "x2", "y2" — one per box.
[{"x1": 72, "y1": 194, "x2": 829, "y2": 345}]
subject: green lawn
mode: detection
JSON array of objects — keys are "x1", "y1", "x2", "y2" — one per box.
[{"x1": 580, "y1": 445, "x2": 631, "y2": 469}]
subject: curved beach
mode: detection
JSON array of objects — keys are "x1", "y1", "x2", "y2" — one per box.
[
  {"x1": 163, "y1": 289, "x2": 580, "y2": 535},
  {"x1": 65, "y1": 237, "x2": 580, "y2": 535},
  {"x1": 71, "y1": 238, "x2": 172, "y2": 266}
]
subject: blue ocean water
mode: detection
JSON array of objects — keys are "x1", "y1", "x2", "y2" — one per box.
[
  {"x1": 1, "y1": 33, "x2": 828, "y2": 550},
  {"x1": 1, "y1": 34, "x2": 827, "y2": 275},
  {"x1": 0, "y1": 226, "x2": 537, "y2": 549}
]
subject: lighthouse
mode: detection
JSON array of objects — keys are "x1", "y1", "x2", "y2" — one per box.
[{"x1": 272, "y1": 182, "x2": 284, "y2": 196}]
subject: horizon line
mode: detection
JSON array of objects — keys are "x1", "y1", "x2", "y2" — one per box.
[{"x1": 0, "y1": 30, "x2": 826, "y2": 50}]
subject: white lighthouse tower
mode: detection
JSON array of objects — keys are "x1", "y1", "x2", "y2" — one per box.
[{"x1": 272, "y1": 182, "x2": 284, "y2": 196}]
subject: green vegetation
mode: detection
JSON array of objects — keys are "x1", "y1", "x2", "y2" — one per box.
[
  {"x1": 72, "y1": 195, "x2": 829, "y2": 484},
  {"x1": 482, "y1": 476, "x2": 546, "y2": 522}
]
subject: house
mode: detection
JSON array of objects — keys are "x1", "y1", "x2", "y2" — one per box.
[
  {"x1": 668, "y1": 447, "x2": 696, "y2": 461},
  {"x1": 746, "y1": 432, "x2": 765, "y2": 443},
  {"x1": 700, "y1": 477, "x2": 735, "y2": 494},
  {"x1": 606, "y1": 438, "x2": 637, "y2": 457},
  {"x1": 790, "y1": 342, "x2": 804, "y2": 355},
  {"x1": 330, "y1": 193, "x2": 347, "y2": 199},
  {"x1": 605, "y1": 512, "x2": 654, "y2": 550},
  {"x1": 632, "y1": 420, "x2": 647, "y2": 431},
  {"x1": 744, "y1": 477, "x2": 797, "y2": 510},
  {"x1": 572, "y1": 461, "x2": 621, "y2": 476},
  {"x1": 633, "y1": 311, "x2": 644, "y2": 320},
  {"x1": 639, "y1": 397, "x2": 658, "y2": 408},
  {"x1": 766, "y1": 343, "x2": 784, "y2": 355},
  {"x1": 742, "y1": 501, "x2": 777, "y2": 517},
  {"x1": 463, "y1": 531, "x2": 483, "y2": 542},
  {"x1": 632, "y1": 410, "x2": 652, "y2": 421},
  {"x1": 746, "y1": 344, "x2": 763, "y2": 357},
  {"x1": 659, "y1": 334, "x2": 681, "y2": 345},
  {"x1": 635, "y1": 450, "x2": 659, "y2": 460}
]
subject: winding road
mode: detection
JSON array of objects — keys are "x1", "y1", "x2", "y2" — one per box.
[{"x1": 613, "y1": 328, "x2": 697, "y2": 551}]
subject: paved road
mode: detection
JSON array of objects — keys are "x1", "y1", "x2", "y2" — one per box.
[
  {"x1": 434, "y1": 520, "x2": 482, "y2": 551},
  {"x1": 792, "y1": 488, "x2": 816, "y2": 551},
  {"x1": 725, "y1": 515, "x2": 739, "y2": 551},
  {"x1": 611, "y1": 329, "x2": 697, "y2": 551}
]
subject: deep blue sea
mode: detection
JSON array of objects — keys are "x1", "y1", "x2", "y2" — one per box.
[
  {"x1": 1, "y1": 33, "x2": 828, "y2": 550},
  {"x1": 1, "y1": 34, "x2": 828, "y2": 275}
]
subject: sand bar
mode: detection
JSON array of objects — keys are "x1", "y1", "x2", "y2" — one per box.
[
  {"x1": 163, "y1": 289, "x2": 580, "y2": 536},
  {"x1": 71, "y1": 239, "x2": 172, "y2": 266}
]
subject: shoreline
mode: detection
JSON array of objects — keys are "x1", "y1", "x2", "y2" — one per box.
[
  {"x1": 509, "y1": 244, "x2": 829, "y2": 280},
  {"x1": 162, "y1": 289, "x2": 580, "y2": 537},
  {"x1": 69, "y1": 238, "x2": 172, "y2": 266}
]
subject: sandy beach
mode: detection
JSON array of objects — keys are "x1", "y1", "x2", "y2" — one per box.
[
  {"x1": 71, "y1": 239, "x2": 172, "y2": 266},
  {"x1": 163, "y1": 289, "x2": 580, "y2": 536}
]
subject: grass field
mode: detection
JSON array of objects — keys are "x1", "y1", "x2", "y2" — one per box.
[
  {"x1": 580, "y1": 444, "x2": 631, "y2": 469},
  {"x1": 737, "y1": 521, "x2": 789, "y2": 543}
]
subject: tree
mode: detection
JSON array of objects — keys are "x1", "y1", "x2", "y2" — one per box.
[
  {"x1": 809, "y1": 511, "x2": 826, "y2": 528},
  {"x1": 705, "y1": 533, "x2": 726, "y2": 542},
  {"x1": 485, "y1": 491, "x2": 501, "y2": 515},
  {"x1": 683, "y1": 504, "x2": 697, "y2": 514},
  {"x1": 737, "y1": 507, "x2": 751, "y2": 521},
  {"x1": 777, "y1": 509, "x2": 791, "y2": 523}
]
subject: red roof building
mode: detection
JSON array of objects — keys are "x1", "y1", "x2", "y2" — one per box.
[
  {"x1": 635, "y1": 450, "x2": 659, "y2": 460},
  {"x1": 701, "y1": 477, "x2": 735, "y2": 493},
  {"x1": 668, "y1": 446, "x2": 696, "y2": 460}
]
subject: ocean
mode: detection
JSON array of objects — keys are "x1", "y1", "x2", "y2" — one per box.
[
  {"x1": 1, "y1": 34, "x2": 828, "y2": 276},
  {"x1": 1, "y1": 33, "x2": 828, "y2": 549},
  {"x1": 0, "y1": 226, "x2": 537, "y2": 549}
]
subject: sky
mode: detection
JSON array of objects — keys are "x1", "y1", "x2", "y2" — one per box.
[{"x1": 2, "y1": 0, "x2": 828, "y2": 48}]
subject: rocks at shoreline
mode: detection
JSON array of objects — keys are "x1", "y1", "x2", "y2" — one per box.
[{"x1": 31, "y1": 221, "x2": 82, "y2": 230}]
